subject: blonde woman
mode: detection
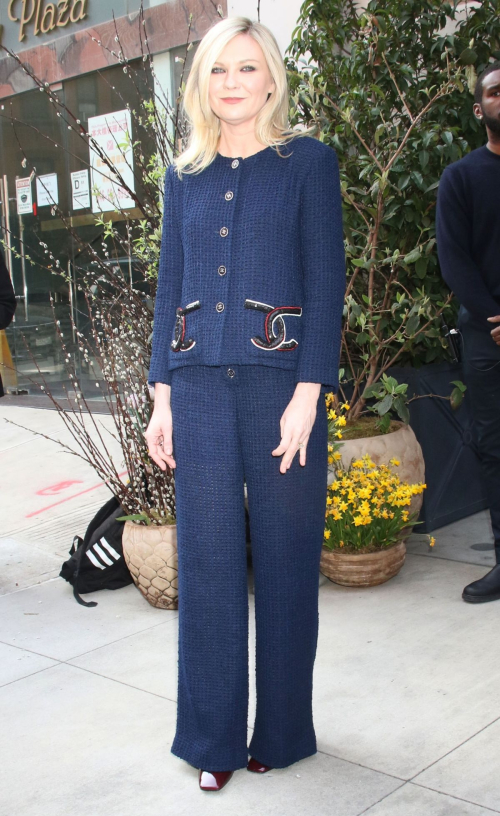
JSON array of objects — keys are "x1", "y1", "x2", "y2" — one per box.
[{"x1": 145, "y1": 16, "x2": 345, "y2": 792}]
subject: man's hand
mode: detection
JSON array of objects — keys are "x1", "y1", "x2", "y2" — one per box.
[{"x1": 487, "y1": 315, "x2": 500, "y2": 346}]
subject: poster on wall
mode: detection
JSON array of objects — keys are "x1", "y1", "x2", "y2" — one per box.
[
  {"x1": 71, "y1": 169, "x2": 90, "y2": 210},
  {"x1": 36, "y1": 173, "x2": 59, "y2": 207},
  {"x1": 88, "y1": 109, "x2": 135, "y2": 213},
  {"x1": 16, "y1": 177, "x2": 33, "y2": 214}
]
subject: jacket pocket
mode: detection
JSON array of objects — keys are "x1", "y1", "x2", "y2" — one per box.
[
  {"x1": 170, "y1": 300, "x2": 201, "y2": 352},
  {"x1": 244, "y1": 299, "x2": 302, "y2": 351}
]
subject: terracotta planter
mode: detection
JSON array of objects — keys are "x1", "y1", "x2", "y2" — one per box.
[
  {"x1": 122, "y1": 521, "x2": 178, "y2": 609},
  {"x1": 320, "y1": 540, "x2": 406, "y2": 587},
  {"x1": 329, "y1": 421, "x2": 425, "y2": 516}
]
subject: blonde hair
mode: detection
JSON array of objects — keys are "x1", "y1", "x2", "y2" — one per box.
[{"x1": 174, "y1": 16, "x2": 314, "y2": 176}]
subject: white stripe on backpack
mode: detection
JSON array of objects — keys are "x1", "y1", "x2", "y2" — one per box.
[
  {"x1": 92, "y1": 542, "x2": 114, "y2": 566},
  {"x1": 86, "y1": 550, "x2": 106, "y2": 569},
  {"x1": 100, "y1": 536, "x2": 121, "y2": 560}
]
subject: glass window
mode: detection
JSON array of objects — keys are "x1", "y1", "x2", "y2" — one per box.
[{"x1": 0, "y1": 55, "x2": 158, "y2": 397}]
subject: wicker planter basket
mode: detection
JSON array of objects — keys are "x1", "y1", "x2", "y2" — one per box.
[
  {"x1": 122, "y1": 521, "x2": 178, "y2": 609},
  {"x1": 320, "y1": 540, "x2": 406, "y2": 587}
]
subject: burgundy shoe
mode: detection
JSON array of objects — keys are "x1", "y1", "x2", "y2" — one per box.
[
  {"x1": 199, "y1": 769, "x2": 234, "y2": 791},
  {"x1": 247, "y1": 756, "x2": 273, "y2": 773}
]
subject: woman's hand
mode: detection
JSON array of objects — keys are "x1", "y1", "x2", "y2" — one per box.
[
  {"x1": 272, "y1": 382, "x2": 321, "y2": 473},
  {"x1": 144, "y1": 383, "x2": 176, "y2": 471}
]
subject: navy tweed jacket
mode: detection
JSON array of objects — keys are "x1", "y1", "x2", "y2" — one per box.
[{"x1": 148, "y1": 135, "x2": 345, "y2": 394}]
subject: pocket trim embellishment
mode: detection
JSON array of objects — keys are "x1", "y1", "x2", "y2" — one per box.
[
  {"x1": 171, "y1": 300, "x2": 201, "y2": 352},
  {"x1": 244, "y1": 299, "x2": 302, "y2": 351}
]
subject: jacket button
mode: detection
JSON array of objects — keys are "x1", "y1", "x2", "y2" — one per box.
[
  {"x1": 218, "y1": 265, "x2": 227, "y2": 276},
  {"x1": 220, "y1": 226, "x2": 229, "y2": 237},
  {"x1": 216, "y1": 302, "x2": 225, "y2": 312},
  {"x1": 227, "y1": 368, "x2": 235, "y2": 377},
  {"x1": 225, "y1": 191, "x2": 234, "y2": 201},
  {"x1": 231, "y1": 159, "x2": 239, "y2": 169}
]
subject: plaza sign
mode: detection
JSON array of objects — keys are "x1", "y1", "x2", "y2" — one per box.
[{"x1": 8, "y1": 0, "x2": 88, "y2": 43}]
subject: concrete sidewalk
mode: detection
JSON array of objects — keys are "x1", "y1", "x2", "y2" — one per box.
[{"x1": 1, "y1": 403, "x2": 500, "y2": 816}]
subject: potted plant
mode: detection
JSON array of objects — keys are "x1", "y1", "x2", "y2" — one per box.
[
  {"x1": 325, "y1": 380, "x2": 427, "y2": 522},
  {"x1": 321, "y1": 452, "x2": 433, "y2": 587},
  {"x1": 287, "y1": 0, "x2": 500, "y2": 524}
]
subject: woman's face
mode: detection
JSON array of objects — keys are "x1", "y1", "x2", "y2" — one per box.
[{"x1": 208, "y1": 33, "x2": 276, "y2": 129}]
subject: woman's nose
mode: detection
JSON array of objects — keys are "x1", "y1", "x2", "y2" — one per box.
[{"x1": 223, "y1": 70, "x2": 240, "y2": 89}]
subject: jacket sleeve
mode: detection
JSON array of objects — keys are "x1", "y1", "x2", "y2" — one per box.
[
  {"x1": 0, "y1": 248, "x2": 16, "y2": 331},
  {"x1": 295, "y1": 146, "x2": 346, "y2": 394},
  {"x1": 436, "y1": 166, "x2": 500, "y2": 321},
  {"x1": 148, "y1": 165, "x2": 184, "y2": 387}
]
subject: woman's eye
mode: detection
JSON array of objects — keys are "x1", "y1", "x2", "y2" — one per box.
[
  {"x1": 211, "y1": 67, "x2": 224, "y2": 73},
  {"x1": 241, "y1": 65, "x2": 256, "y2": 71}
]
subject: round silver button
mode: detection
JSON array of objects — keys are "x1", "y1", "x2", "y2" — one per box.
[
  {"x1": 231, "y1": 159, "x2": 239, "y2": 169},
  {"x1": 218, "y1": 265, "x2": 227, "y2": 276},
  {"x1": 216, "y1": 302, "x2": 225, "y2": 313},
  {"x1": 220, "y1": 226, "x2": 229, "y2": 237},
  {"x1": 225, "y1": 191, "x2": 234, "y2": 201},
  {"x1": 227, "y1": 368, "x2": 235, "y2": 378}
]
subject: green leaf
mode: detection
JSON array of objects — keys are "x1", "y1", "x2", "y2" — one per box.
[
  {"x1": 116, "y1": 513, "x2": 152, "y2": 525},
  {"x1": 383, "y1": 375, "x2": 398, "y2": 390},
  {"x1": 415, "y1": 256, "x2": 428, "y2": 279},
  {"x1": 450, "y1": 380, "x2": 467, "y2": 393},
  {"x1": 404, "y1": 248, "x2": 421, "y2": 264},
  {"x1": 397, "y1": 173, "x2": 410, "y2": 190},
  {"x1": 406, "y1": 313, "x2": 420, "y2": 335},
  {"x1": 357, "y1": 332, "x2": 369, "y2": 345},
  {"x1": 376, "y1": 394, "x2": 393, "y2": 415},
  {"x1": 442, "y1": 131, "x2": 453, "y2": 146},
  {"x1": 419, "y1": 150, "x2": 429, "y2": 169},
  {"x1": 376, "y1": 413, "x2": 391, "y2": 434},
  {"x1": 459, "y1": 48, "x2": 478, "y2": 66},
  {"x1": 363, "y1": 383, "x2": 384, "y2": 399},
  {"x1": 394, "y1": 396, "x2": 410, "y2": 423},
  {"x1": 450, "y1": 387, "x2": 465, "y2": 410}
]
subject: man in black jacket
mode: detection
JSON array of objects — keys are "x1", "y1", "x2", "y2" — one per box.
[
  {"x1": 436, "y1": 61, "x2": 500, "y2": 603},
  {"x1": 0, "y1": 246, "x2": 16, "y2": 397}
]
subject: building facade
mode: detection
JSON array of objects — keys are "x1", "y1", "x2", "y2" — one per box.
[{"x1": 0, "y1": 1, "x2": 303, "y2": 396}]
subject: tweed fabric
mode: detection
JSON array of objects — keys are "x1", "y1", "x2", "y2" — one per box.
[
  {"x1": 148, "y1": 135, "x2": 346, "y2": 394},
  {"x1": 169, "y1": 364, "x2": 328, "y2": 771}
]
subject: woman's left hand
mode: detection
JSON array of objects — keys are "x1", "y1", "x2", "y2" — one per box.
[{"x1": 272, "y1": 383, "x2": 322, "y2": 473}]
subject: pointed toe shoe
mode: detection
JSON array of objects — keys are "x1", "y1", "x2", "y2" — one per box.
[
  {"x1": 199, "y1": 769, "x2": 234, "y2": 791},
  {"x1": 247, "y1": 757, "x2": 273, "y2": 773}
]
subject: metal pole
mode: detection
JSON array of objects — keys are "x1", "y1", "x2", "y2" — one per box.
[
  {"x1": 68, "y1": 258, "x2": 76, "y2": 344},
  {"x1": 127, "y1": 217, "x2": 132, "y2": 285},
  {"x1": 17, "y1": 208, "x2": 28, "y2": 321},
  {"x1": 1, "y1": 175, "x2": 13, "y2": 285}
]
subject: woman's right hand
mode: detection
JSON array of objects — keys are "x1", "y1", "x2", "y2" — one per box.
[{"x1": 145, "y1": 384, "x2": 176, "y2": 471}]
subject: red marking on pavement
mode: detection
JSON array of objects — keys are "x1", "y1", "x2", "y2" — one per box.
[
  {"x1": 26, "y1": 471, "x2": 128, "y2": 518},
  {"x1": 36, "y1": 480, "x2": 83, "y2": 496}
]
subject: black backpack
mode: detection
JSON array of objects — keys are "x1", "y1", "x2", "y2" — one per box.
[{"x1": 60, "y1": 495, "x2": 133, "y2": 607}]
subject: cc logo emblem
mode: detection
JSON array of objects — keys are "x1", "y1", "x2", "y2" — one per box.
[
  {"x1": 171, "y1": 300, "x2": 201, "y2": 351},
  {"x1": 244, "y1": 299, "x2": 302, "y2": 351}
]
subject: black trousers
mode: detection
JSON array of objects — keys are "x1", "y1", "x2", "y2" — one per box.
[{"x1": 458, "y1": 305, "x2": 500, "y2": 563}]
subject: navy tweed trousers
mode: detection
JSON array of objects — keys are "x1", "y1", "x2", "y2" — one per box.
[{"x1": 169, "y1": 364, "x2": 328, "y2": 771}]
